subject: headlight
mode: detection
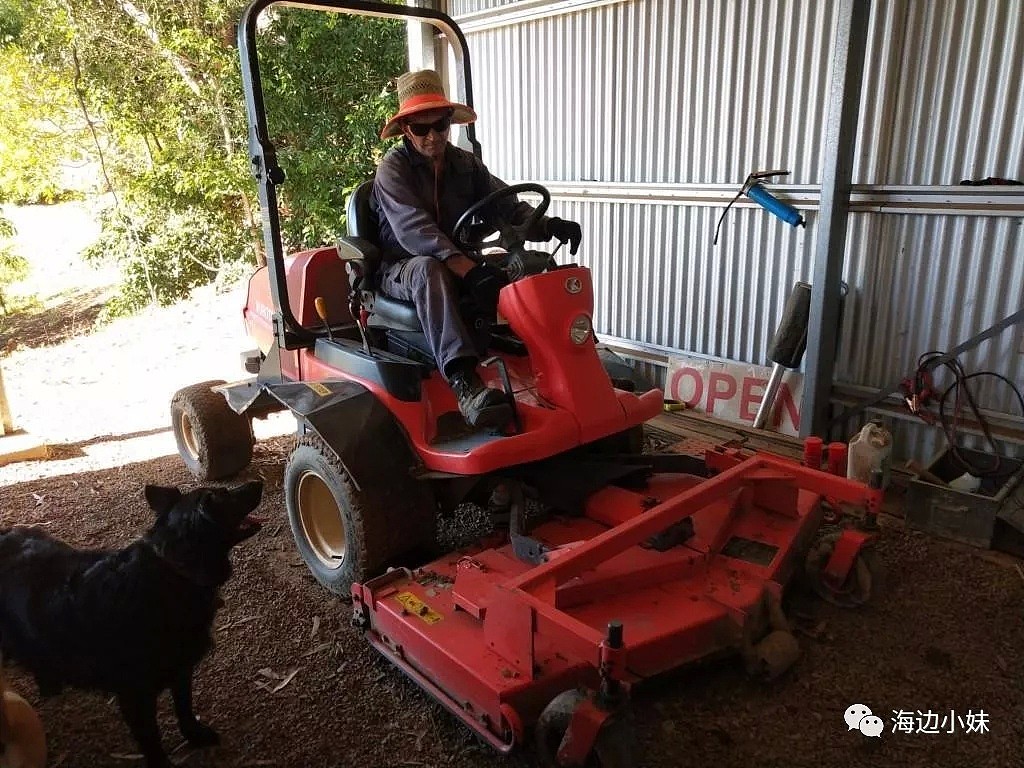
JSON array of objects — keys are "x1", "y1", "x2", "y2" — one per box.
[{"x1": 569, "y1": 314, "x2": 592, "y2": 345}]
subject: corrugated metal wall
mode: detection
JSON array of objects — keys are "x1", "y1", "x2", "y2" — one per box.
[
  {"x1": 856, "y1": 0, "x2": 1024, "y2": 184},
  {"x1": 438, "y1": 0, "x2": 1024, "y2": 452},
  {"x1": 460, "y1": 0, "x2": 840, "y2": 184}
]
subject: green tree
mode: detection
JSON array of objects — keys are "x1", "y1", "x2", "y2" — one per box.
[
  {"x1": 0, "y1": 0, "x2": 22, "y2": 43},
  {"x1": 0, "y1": 43, "x2": 87, "y2": 203},
  {"x1": 5, "y1": 0, "x2": 406, "y2": 317},
  {"x1": 258, "y1": 8, "x2": 405, "y2": 246},
  {"x1": 0, "y1": 213, "x2": 28, "y2": 315}
]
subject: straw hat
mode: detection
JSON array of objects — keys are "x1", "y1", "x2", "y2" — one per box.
[{"x1": 380, "y1": 70, "x2": 477, "y2": 139}]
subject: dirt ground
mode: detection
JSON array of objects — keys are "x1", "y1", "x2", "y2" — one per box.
[{"x1": 0, "y1": 203, "x2": 1022, "y2": 768}]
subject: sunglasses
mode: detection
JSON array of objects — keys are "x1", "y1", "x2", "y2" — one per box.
[{"x1": 405, "y1": 114, "x2": 453, "y2": 137}]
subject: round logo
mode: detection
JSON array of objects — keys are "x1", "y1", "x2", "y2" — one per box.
[{"x1": 565, "y1": 277, "x2": 582, "y2": 294}]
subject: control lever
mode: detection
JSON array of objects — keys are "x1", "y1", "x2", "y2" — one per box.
[
  {"x1": 481, "y1": 356, "x2": 521, "y2": 434},
  {"x1": 317, "y1": 295, "x2": 373, "y2": 357},
  {"x1": 314, "y1": 297, "x2": 334, "y2": 341}
]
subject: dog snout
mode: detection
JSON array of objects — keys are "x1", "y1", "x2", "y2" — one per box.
[{"x1": 234, "y1": 480, "x2": 263, "y2": 511}]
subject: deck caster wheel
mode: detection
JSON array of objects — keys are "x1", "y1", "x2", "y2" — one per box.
[
  {"x1": 805, "y1": 532, "x2": 884, "y2": 608},
  {"x1": 746, "y1": 630, "x2": 801, "y2": 681},
  {"x1": 535, "y1": 690, "x2": 637, "y2": 768}
]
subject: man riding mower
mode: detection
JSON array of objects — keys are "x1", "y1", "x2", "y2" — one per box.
[{"x1": 371, "y1": 68, "x2": 583, "y2": 431}]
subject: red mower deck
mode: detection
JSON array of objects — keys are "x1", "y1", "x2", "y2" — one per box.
[{"x1": 352, "y1": 447, "x2": 883, "y2": 762}]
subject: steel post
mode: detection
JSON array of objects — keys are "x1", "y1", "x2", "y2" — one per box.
[{"x1": 802, "y1": 0, "x2": 872, "y2": 438}]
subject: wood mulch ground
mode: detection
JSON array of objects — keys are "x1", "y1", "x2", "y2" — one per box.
[{"x1": 0, "y1": 203, "x2": 1021, "y2": 767}]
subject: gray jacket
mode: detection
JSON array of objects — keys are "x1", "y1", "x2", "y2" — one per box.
[{"x1": 373, "y1": 138, "x2": 547, "y2": 263}]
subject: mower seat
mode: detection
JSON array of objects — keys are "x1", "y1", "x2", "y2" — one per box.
[
  {"x1": 340, "y1": 182, "x2": 516, "y2": 364},
  {"x1": 342, "y1": 181, "x2": 422, "y2": 332}
]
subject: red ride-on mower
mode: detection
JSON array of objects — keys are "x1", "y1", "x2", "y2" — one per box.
[{"x1": 169, "y1": 1, "x2": 885, "y2": 764}]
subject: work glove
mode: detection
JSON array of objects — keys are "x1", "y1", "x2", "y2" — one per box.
[
  {"x1": 463, "y1": 263, "x2": 509, "y2": 313},
  {"x1": 544, "y1": 217, "x2": 583, "y2": 255}
]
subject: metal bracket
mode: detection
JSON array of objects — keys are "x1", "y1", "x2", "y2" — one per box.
[
  {"x1": 511, "y1": 534, "x2": 549, "y2": 565},
  {"x1": 506, "y1": 481, "x2": 549, "y2": 564}
]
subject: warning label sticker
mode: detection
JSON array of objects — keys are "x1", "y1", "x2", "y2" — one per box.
[{"x1": 395, "y1": 591, "x2": 443, "y2": 625}]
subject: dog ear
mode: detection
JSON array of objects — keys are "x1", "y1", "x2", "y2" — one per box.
[{"x1": 144, "y1": 485, "x2": 182, "y2": 515}]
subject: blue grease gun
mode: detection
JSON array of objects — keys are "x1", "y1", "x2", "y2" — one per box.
[{"x1": 712, "y1": 170, "x2": 805, "y2": 245}]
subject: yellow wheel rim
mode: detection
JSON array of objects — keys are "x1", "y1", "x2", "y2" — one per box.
[
  {"x1": 179, "y1": 412, "x2": 200, "y2": 460},
  {"x1": 297, "y1": 470, "x2": 346, "y2": 569}
]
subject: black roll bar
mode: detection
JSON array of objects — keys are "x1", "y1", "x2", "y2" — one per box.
[{"x1": 237, "y1": 0, "x2": 477, "y2": 349}]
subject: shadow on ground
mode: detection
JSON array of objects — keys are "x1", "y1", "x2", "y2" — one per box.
[
  {"x1": 41, "y1": 427, "x2": 173, "y2": 460},
  {"x1": 0, "y1": 285, "x2": 114, "y2": 351}
]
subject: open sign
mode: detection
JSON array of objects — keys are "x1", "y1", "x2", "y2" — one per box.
[{"x1": 666, "y1": 356, "x2": 804, "y2": 436}]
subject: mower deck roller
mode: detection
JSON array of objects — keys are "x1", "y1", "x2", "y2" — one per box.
[{"x1": 352, "y1": 448, "x2": 882, "y2": 765}]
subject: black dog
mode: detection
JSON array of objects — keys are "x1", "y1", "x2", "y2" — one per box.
[{"x1": 0, "y1": 481, "x2": 263, "y2": 767}]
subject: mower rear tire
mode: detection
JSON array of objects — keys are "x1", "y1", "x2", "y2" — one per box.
[
  {"x1": 284, "y1": 435, "x2": 436, "y2": 596},
  {"x1": 535, "y1": 690, "x2": 638, "y2": 768},
  {"x1": 171, "y1": 379, "x2": 254, "y2": 480}
]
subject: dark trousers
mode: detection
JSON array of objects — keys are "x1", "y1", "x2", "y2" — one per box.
[{"x1": 379, "y1": 256, "x2": 476, "y2": 378}]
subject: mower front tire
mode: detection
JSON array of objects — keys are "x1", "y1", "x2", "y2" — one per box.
[
  {"x1": 171, "y1": 379, "x2": 254, "y2": 480},
  {"x1": 284, "y1": 435, "x2": 436, "y2": 596}
]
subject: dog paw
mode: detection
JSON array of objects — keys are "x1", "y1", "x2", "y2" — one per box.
[{"x1": 182, "y1": 720, "x2": 220, "y2": 747}]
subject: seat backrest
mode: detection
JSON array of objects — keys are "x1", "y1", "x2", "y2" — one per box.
[
  {"x1": 346, "y1": 180, "x2": 379, "y2": 243},
  {"x1": 342, "y1": 179, "x2": 384, "y2": 291}
]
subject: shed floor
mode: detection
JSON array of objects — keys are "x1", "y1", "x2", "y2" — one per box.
[{"x1": 1, "y1": 425, "x2": 1021, "y2": 768}]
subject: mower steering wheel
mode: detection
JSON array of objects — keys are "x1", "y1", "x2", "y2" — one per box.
[{"x1": 452, "y1": 183, "x2": 551, "y2": 255}]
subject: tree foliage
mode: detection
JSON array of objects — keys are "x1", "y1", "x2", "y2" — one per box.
[
  {"x1": 259, "y1": 9, "x2": 406, "y2": 246},
  {"x1": 0, "y1": 212, "x2": 28, "y2": 314},
  {"x1": 2, "y1": 0, "x2": 406, "y2": 317},
  {"x1": 0, "y1": 0, "x2": 22, "y2": 44},
  {"x1": 0, "y1": 45, "x2": 86, "y2": 204}
]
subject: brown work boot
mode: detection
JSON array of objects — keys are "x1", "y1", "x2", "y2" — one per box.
[{"x1": 448, "y1": 368, "x2": 513, "y2": 430}]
